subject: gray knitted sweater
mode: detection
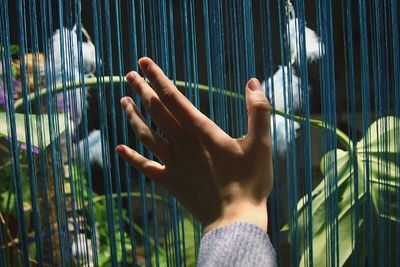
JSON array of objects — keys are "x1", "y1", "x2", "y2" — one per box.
[{"x1": 197, "y1": 222, "x2": 277, "y2": 266}]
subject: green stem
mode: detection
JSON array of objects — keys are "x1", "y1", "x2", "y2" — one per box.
[
  {"x1": 13, "y1": 76, "x2": 352, "y2": 151},
  {"x1": 92, "y1": 192, "x2": 165, "y2": 204}
]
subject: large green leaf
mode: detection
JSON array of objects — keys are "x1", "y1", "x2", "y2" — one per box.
[
  {"x1": 150, "y1": 216, "x2": 198, "y2": 267},
  {"x1": 298, "y1": 151, "x2": 366, "y2": 267},
  {"x1": 0, "y1": 112, "x2": 69, "y2": 150},
  {"x1": 294, "y1": 116, "x2": 399, "y2": 266},
  {"x1": 357, "y1": 116, "x2": 400, "y2": 223}
]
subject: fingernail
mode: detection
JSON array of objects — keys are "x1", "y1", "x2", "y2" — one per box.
[
  {"x1": 120, "y1": 97, "x2": 130, "y2": 110},
  {"x1": 248, "y1": 78, "x2": 261, "y2": 91},
  {"x1": 138, "y1": 57, "x2": 151, "y2": 72},
  {"x1": 115, "y1": 145, "x2": 124, "y2": 153},
  {"x1": 126, "y1": 71, "x2": 137, "y2": 83}
]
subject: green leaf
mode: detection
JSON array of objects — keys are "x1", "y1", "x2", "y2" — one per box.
[
  {"x1": 0, "y1": 112, "x2": 69, "y2": 150},
  {"x1": 357, "y1": 116, "x2": 400, "y2": 223},
  {"x1": 294, "y1": 116, "x2": 399, "y2": 266},
  {"x1": 10, "y1": 45, "x2": 19, "y2": 56}
]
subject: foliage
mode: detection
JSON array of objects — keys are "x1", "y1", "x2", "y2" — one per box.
[
  {"x1": 149, "y1": 216, "x2": 198, "y2": 267},
  {"x1": 0, "y1": 112, "x2": 68, "y2": 150},
  {"x1": 293, "y1": 116, "x2": 400, "y2": 266},
  {"x1": 0, "y1": 45, "x2": 19, "y2": 60}
]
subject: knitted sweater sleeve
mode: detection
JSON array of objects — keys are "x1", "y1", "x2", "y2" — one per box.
[{"x1": 197, "y1": 222, "x2": 277, "y2": 267}]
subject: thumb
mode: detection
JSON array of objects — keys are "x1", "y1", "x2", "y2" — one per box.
[{"x1": 245, "y1": 78, "x2": 271, "y2": 142}]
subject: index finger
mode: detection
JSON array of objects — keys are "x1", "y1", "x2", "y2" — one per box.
[{"x1": 138, "y1": 57, "x2": 211, "y2": 133}]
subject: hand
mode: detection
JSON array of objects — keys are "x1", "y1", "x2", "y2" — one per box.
[{"x1": 116, "y1": 57, "x2": 273, "y2": 233}]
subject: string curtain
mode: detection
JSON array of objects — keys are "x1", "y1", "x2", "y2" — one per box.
[{"x1": 0, "y1": 0, "x2": 399, "y2": 266}]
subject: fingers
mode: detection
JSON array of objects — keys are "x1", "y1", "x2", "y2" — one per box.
[
  {"x1": 116, "y1": 145, "x2": 166, "y2": 180},
  {"x1": 126, "y1": 71, "x2": 182, "y2": 138},
  {"x1": 120, "y1": 96, "x2": 170, "y2": 162},
  {"x1": 138, "y1": 57, "x2": 211, "y2": 133},
  {"x1": 245, "y1": 78, "x2": 271, "y2": 143}
]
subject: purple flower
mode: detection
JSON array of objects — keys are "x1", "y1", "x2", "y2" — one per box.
[
  {"x1": 0, "y1": 77, "x2": 21, "y2": 107},
  {"x1": 20, "y1": 143, "x2": 40, "y2": 154},
  {"x1": 3, "y1": 136, "x2": 41, "y2": 154}
]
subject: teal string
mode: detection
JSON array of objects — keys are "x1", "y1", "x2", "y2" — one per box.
[
  {"x1": 358, "y1": 1, "x2": 374, "y2": 266},
  {"x1": 341, "y1": 1, "x2": 360, "y2": 266},
  {"x1": 0, "y1": 0, "x2": 30, "y2": 264},
  {"x1": 295, "y1": 1, "x2": 314, "y2": 265},
  {"x1": 137, "y1": 1, "x2": 153, "y2": 265},
  {"x1": 202, "y1": 0, "x2": 215, "y2": 121},
  {"x1": 56, "y1": 2, "x2": 76, "y2": 263},
  {"x1": 17, "y1": 0, "x2": 46, "y2": 264},
  {"x1": 39, "y1": 0, "x2": 57, "y2": 263},
  {"x1": 104, "y1": 0, "x2": 128, "y2": 264},
  {"x1": 180, "y1": 206, "x2": 187, "y2": 267},
  {"x1": 259, "y1": 0, "x2": 281, "y2": 259},
  {"x1": 224, "y1": 0, "x2": 234, "y2": 136},
  {"x1": 126, "y1": 0, "x2": 139, "y2": 263},
  {"x1": 74, "y1": 0, "x2": 99, "y2": 264},
  {"x1": 277, "y1": 1, "x2": 298, "y2": 265},
  {"x1": 391, "y1": 0, "x2": 400, "y2": 266},
  {"x1": 92, "y1": 1, "x2": 119, "y2": 265},
  {"x1": 166, "y1": 1, "x2": 177, "y2": 265}
]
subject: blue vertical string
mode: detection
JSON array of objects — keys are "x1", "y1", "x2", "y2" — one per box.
[
  {"x1": 49, "y1": 0, "x2": 69, "y2": 264},
  {"x1": 390, "y1": 0, "x2": 400, "y2": 266},
  {"x1": 166, "y1": 1, "x2": 178, "y2": 264},
  {"x1": 234, "y1": 0, "x2": 246, "y2": 136},
  {"x1": 40, "y1": 0, "x2": 58, "y2": 262},
  {"x1": 16, "y1": 0, "x2": 46, "y2": 264},
  {"x1": 61, "y1": 2, "x2": 85, "y2": 266},
  {"x1": 202, "y1": 0, "x2": 214, "y2": 121},
  {"x1": 180, "y1": 206, "x2": 187, "y2": 267},
  {"x1": 153, "y1": 0, "x2": 170, "y2": 265},
  {"x1": 381, "y1": 1, "x2": 391, "y2": 265},
  {"x1": 209, "y1": 0, "x2": 227, "y2": 132},
  {"x1": 74, "y1": 0, "x2": 99, "y2": 264},
  {"x1": 341, "y1": 1, "x2": 360, "y2": 266},
  {"x1": 71, "y1": 10, "x2": 95, "y2": 267},
  {"x1": 126, "y1": 0, "x2": 139, "y2": 263},
  {"x1": 369, "y1": 1, "x2": 383, "y2": 265},
  {"x1": 277, "y1": 1, "x2": 298, "y2": 265},
  {"x1": 149, "y1": 1, "x2": 164, "y2": 265},
  {"x1": 138, "y1": 1, "x2": 153, "y2": 265},
  {"x1": 60, "y1": 9, "x2": 78, "y2": 259},
  {"x1": 259, "y1": 0, "x2": 281, "y2": 258},
  {"x1": 176, "y1": 0, "x2": 197, "y2": 264},
  {"x1": 56, "y1": 1, "x2": 79, "y2": 263},
  {"x1": 357, "y1": 1, "x2": 373, "y2": 266},
  {"x1": 104, "y1": 0, "x2": 127, "y2": 264},
  {"x1": 225, "y1": 0, "x2": 235, "y2": 136},
  {"x1": 180, "y1": 0, "x2": 192, "y2": 102},
  {"x1": 382, "y1": 4, "x2": 392, "y2": 263},
  {"x1": 91, "y1": 1, "x2": 119, "y2": 265},
  {"x1": 115, "y1": 0, "x2": 135, "y2": 263},
  {"x1": 319, "y1": 0, "x2": 339, "y2": 265},
  {"x1": 220, "y1": 0, "x2": 227, "y2": 131},
  {"x1": 242, "y1": 1, "x2": 255, "y2": 78},
  {"x1": 190, "y1": 0, "x2": 200, "y2": 110},
  {"x1": 65, "y1": 8, "x2": 84, "y2": 262},
  {"x1": 0, "y1": 0, "x2": 30, "y2": 264},
  {"x1": 295, "y1": 1, "x2": 314, "y2": 265},
  {"x1": 316, "y1": 3, "x2": 329, "y2": 266}
]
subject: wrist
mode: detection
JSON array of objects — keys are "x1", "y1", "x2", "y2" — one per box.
[{"x1": 202, "y1": 198, "x2": 268, "y2": 234}]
